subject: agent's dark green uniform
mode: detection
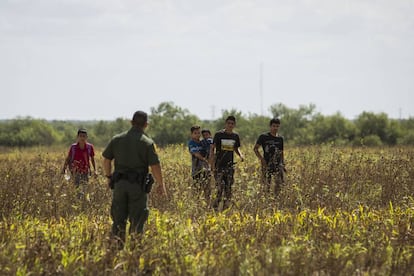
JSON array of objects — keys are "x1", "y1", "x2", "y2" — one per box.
[{"x1": 102, "y1": 126, "x2": 160, "y2": 242}]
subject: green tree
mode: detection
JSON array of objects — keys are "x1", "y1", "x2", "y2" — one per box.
[
  {"x1": 50, "y1": 120, "x2": 79, "y2": 145},
  {"x1": 111, "y1": 118, "x2": 130, "y2": 135},
  {"x1": 398, "y1": 118, "x2": 414, "y2": 145},
  {"x1": 0, "y1": 118, "x2": 59, "y2": 147},
  {"x1": 269, "y1": 103, "x2": 317, "y2": 144},
  {"x1": 360, "y1": 135, "x2": 383, "y2": 147},
  {"x1": 89, "y1": 120, "x2": 112, "y2": 147},
  {"x1": 398, "y1": 130, "x2": 414, "y2": 145},
  {"x1": 209, "y1": 109, "x2": 267, "y2": 144},
  {"x1": 385, "y1": 120, "x2": 402, "y2": 145},
  {"x1": 211, "y1": 109, "x2": 244, "y2": 134},
  {"x1": 148, "y1": 102, "x2": 200, "y2": 146},
  {"x1": 211, "y1": 109, "x2": 245, "y2": 133},
  {"x1": 354, "y1": 112, "x2": 395, "y2": 145},
  {"x1": 311, "y1": 113, "x2": 356, "y2": 145},
  {"x1": 243, "y1": 114, "x2": 270, "y2": 144}
]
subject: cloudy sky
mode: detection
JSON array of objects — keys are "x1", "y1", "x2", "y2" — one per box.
[{"x1": 1, "y1": 0, "x2": 413, "y2": 120}]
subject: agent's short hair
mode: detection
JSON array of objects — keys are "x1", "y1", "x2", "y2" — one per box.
[
  {"x1": 225, "y1": 115, "x2": 236, "y2": 123},
  {"x1": 191, "y1": 125, "x2": 201, "y2": 133},
  {"x1": 132, "y1": 111, "x2": 148, "y2": 127},
  {"x1": 270, "y1": 118, "x2": 281, "y2": 126}
]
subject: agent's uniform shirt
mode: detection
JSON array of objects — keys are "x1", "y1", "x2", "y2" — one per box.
[{"x1": 102, "y1": 127, "x2": 159, "y2": 174}]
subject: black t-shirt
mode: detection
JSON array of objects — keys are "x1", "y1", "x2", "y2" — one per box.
[
  {"x1": 213, "y1": 130, "x2": 241, "y2": 169},
  {"x1": 256, "y1": 132, "x2": 284, "y2": 165}
]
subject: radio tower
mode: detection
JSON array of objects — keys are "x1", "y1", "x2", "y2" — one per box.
[{"x1": 211, "y1": 105, "x2": 216, "y2": 120}]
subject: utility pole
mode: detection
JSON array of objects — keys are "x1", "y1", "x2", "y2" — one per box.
[{"x1": 211, "y1": 105, "x2": 216, "y2": 120}]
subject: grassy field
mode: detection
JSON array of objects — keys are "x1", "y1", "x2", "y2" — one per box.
[{"x1": 0, "y1": 145, "x2": 413, "y2": 275}]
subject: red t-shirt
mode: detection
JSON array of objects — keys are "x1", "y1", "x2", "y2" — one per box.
[{"x1": 68, "y1": 143, "x2": 95, "y2": 174}]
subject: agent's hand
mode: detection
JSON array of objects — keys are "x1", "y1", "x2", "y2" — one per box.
[
  {"x1": 155, "y1": 183, "x2": 167, "y2": 197},
  {"x1": 104, "y1": 175, "x2": 113, "y2": 189}
]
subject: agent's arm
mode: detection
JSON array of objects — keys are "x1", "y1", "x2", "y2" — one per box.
[
  {"x1": 150, "y1": 163, "x2": 167, "y2": 196},
  {"x1": 103, "y1": 158, "x2": 112, "y2": 188}
]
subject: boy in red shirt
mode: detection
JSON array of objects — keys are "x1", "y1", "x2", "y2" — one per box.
[{"x1": 62, "y1": 128, "x2": 97, "y2": 189}]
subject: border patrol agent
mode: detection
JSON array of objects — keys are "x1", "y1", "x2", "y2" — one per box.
[{"x1": 102, "y1": 110, "x2": 166, "y2": 248}]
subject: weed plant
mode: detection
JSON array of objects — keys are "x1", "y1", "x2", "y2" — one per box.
[{"x1": 0, "y1": 145, "x2": 413, "y2": 275}]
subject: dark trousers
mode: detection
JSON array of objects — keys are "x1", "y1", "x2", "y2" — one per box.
[
  {"x1": 213, "y1": 167, "x2": 234, "y2": 210},
  {"x1": 111, "y1": 179, "x2": 148, "y2": 247},
  {"x1": 73, "y1": 173, "x2": 88, "y2": 187},
  {"x1": 263, "y1": 166, "x2": 284, "y2": 195},
  {"x1": 73, "y1": 173, "x2": 88, "y2": 199}
]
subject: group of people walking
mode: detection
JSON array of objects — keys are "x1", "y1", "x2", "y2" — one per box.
[
  {"x1": 188, "y1": 116, "x2": 285, "y2": 211},
  {"x1": 61, "y1": 111, "x2": 284, "y2": 249}
]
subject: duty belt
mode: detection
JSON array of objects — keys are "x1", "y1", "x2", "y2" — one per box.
[{"x1": 113, "y1": 171, "x2": 145, "y2": 184}]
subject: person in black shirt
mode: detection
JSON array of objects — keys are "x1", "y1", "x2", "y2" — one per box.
[
  {"x1": 254, "y1": 118, "x2": 285, "y2": 195},
  {"x1": 209, "y1": 115, "x2": 244, "y2": 210}
]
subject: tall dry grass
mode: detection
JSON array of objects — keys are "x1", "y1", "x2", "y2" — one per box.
[{"x1": 0, "y1": 145, "x2": 413, "y2": 275}]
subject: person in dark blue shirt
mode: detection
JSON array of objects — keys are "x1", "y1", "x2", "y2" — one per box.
[
  {"x1": 200, "y1": 129, "x2": 213, "y2": 159},
  {"x1": 188, "y1": 125, "x2": 211, "y2": 202}
]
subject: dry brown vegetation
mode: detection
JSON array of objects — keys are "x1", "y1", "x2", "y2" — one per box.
[{"x1": 0, "y1": 145, "x2": 413, "y2": 275}]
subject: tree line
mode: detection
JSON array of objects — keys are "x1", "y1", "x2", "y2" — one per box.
[{"x1": 1, "y1": 102, "x2": 413, "y2": 148}]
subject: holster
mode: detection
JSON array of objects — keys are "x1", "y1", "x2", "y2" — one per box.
[
  {"x1": 144, "y1": 173, "x2": 154, "y2": 193},
  {"x1": 109, "y1": 177, "x2": 115, "y2": 189},
  {"x1": 110, "y1": 171, "x2": 150, "y2": 191}
]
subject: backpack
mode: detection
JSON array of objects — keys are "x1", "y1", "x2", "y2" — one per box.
[{"x1": 69, "y1": 143, "x2": 93, "y2": 170}]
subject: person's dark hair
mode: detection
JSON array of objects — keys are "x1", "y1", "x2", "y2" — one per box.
[
  {"x1": 191, "y1": 125, "x2": 201, "y2": 133},
  {"x1": 225, "y1": 115, "x2": 236, "y2": 123},
  {"x1": 132, "y1": 111, "x2": 148, "y2": 128},
  {"x1": 270, "y1": 118, "x2": 281, "y2": 126},
  {"x1": 201, "y1": 129, "x2": 211, "y2": 135},
  {"x1": 77, "y1": 128, "x2": 87, "y2": 135}
]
